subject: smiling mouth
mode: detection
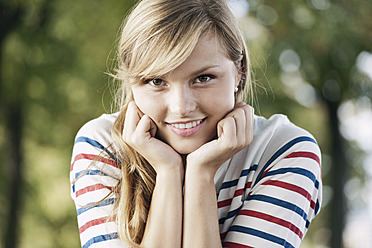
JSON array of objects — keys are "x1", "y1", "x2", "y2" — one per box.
[
  {"x1": 169, "y1": 119, "x2": 203, "y2": 129},
  {"x1": 167, "y1": 118, "x2": 206, "y2": 137}
]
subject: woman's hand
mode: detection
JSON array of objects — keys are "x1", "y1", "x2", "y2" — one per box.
[
  {"x1": 122, "y1": 101, "x2": 183, "y2": 173},
  {"x1": 182, "y1": 103, "x2": 254, "y2": 248},
  {"x1": 187, "y1": 102, "x2": 254, "y2": 175},
  {"x1": 123, "y1": 102, "x2": 184, "y2": 247}
]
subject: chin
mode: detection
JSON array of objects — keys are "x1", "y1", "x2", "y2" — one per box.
[
  {"x1": 173, "y1": 146, "x2": 199, "y2": 155},
  {"x1": 171, "y1": 141, "x2": 204, "y2": 155}
]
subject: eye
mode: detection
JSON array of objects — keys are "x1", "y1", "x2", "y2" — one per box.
[
  {"x1": 195, "y1": 74, "x2": 215, "y2": 84},
  {"x1": 145, "y1": 78, "x2": 164, "y2": 87}
]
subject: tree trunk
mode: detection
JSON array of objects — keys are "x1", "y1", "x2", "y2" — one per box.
[
  {"x1": 3, "y1": 106, "x2": 23, "y2": 248},
  {"x1": 327, "y1": 99, "x2": 347, "y2": 248},
  {"x1": 0, "y1": 3, "x2": 24, "y2": 248}
]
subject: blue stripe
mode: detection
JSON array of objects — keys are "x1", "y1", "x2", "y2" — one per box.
[
  {"x1": 219, "y1": 205, "x2": 242, "y2": 225},
  {"x1": 220, "y1": 179, "x2": 239, "y2": 190},
  {"x1": 75, "y1": 136, "x2": 105, "y2": 148},
  {"x1": 82, "y1": 232, "x2": 118, "y2": 248},
  {"x1": 315, "y1": 200, "x2": 320, "y2": 215},
  {"x1": 254, "y1": 136, "x2": 317, "y2": 187},
  {"x1": 220, "y1": 165, "x2": 258, "y2": 191},
  {"x1": 240, "y1": 168, "x2": 251, "y2": 177},
  {"x1": 77, "y1": 198, "x2": 116, "y2": 216},
  {"x1": 246, "y1": 194, "x2": 307, "y2": 221},
  {"x1": 75, "y1": 169, "x2": 109, "y2": 179},
  {"x1": 218, "y1": 165, "x2": 258, "y2": 225},
  {"x1": 75, "y1": 136, "x2": 120, "y2": 165},
  {"x1": 262, "y1": 167, "x2": 319, "y2": 189},
  {"x1": 251, "y1": 164, "x2": 258, "y2": 172},
  {"x1": 228, "y1": 225, "x2": 295, "y2": 248}
]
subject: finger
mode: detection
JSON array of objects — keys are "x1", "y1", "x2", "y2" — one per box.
[
  {"x1": 137, "y1": 115, "x2": 157, "y2": 139},
  {"x1": 123, "y1": 102, "x2": 142, "y2": 139},
  {"x1": 228, "y1": 103, "x2": 254, "y2": 147},
  {"x1": 245, "y1": 105, "x2": 254, "y2": 144},
  {"x1": 223, "y1": 102, "x2": 245, "y2": 120},
  {"x1": 218, "y1": 116, "x2": 237, "y2": 148},
  {"x1": 234, "y1": 101, "x2": 246, "y2": 108},
  {"x1": 224, "y1": 105, "x2": 246, "y2": 146},
  {"x1": 231, "y1": 108, "x2": 247, "y2": 145},
  {"x1": 238, "y1": 104, "x2": 254, "y2": 145}
]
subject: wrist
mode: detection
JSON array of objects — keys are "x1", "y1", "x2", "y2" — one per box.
[
  {"x1": 185, "y1": 160, "x2": 216, "y2": 184},
  {"x1": 156, "y1": 164, "x2": 184, "y2": 182}
]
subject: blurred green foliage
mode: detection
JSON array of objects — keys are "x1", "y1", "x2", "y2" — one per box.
[
  {"x1": 0, "y1": 0, "x2": 134, "y2": 247},
  {"x1": 0, "y1": 0, "x2": 371, "y2": 248}
]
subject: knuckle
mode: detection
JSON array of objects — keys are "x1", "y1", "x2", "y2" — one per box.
[
  {"x1": 225, "y1": 139, "x2": 237, "y2": 151},
  {"x1": 130, "y1": 134, "x2": 142, "y2": 146},
  {"x1": 238, "y1": 141, "x2": 246, "y2": 149},
  {"x1": 248, "y1": 134, "x2": 254, "y2": 143},
  {"x1": 235, "y1": 108, "x2": 245, "y2": 116},
  {"x1": 123, "y1": 133, "x2": 136, "y2": 146},
  {"x1": 122, "y1": 133, "x2": 128, "y2": 142}
]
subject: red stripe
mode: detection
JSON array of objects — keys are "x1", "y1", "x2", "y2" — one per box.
[
  {"x1": 238, "y1": 209, "x2": 303, "y2": 239},
  {"x1": 262, "y1": 180, "x2": 312, "y2": 202},
  {"x1": 260, "y1": 170, "x2": 269, "y2": 180},
  {"x1": 234, "y1": 188, "x2": 244, "y2": 197},
  {"x1": 220, "y1": 231, "x2": 227, "y2": 240},
  {"x1": 261, "y1": 179, "x2": 317, "y2": 210},
  {"x1": 233, "y1": 182, "x2": 252, "y2": 197},
  {"x1": 310, "y1": 200, "x2": 316, "y2": 209},
  {"x1": 260, "y1": 151, "x2": 321, "y2": 181},
  {"x1": 285, "y1": 151, "x2": 322, "y2": 179},
  {"x1": 79, "y1": 216, "x2": 110, "y2": 234},
  {"x1": 70, "y1": 153, "x2": 120, "y2": 171},
  {"x1": 76, "y1": 183, "x2": 113, "y2": 197},
  {"x1": 218, "y1": 182, "x2": 252, "y2": 209},
  {"x1": 285, "y1": 151, "x2": 320, "y2": 167},
  {"x1": 218, "y1": 198, "x2": 232, "y2": 208},
  {"x1": 223, "y1": 241, "x2": 254, "y2": 248}
]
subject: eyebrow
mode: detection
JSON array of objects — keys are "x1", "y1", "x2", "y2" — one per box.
[
  {"x1": 161, "y1": 65, "x2": 221, "y2": 80},
  {"x1": 190, "y1": 65, "x2": 221, "y2": 77}
]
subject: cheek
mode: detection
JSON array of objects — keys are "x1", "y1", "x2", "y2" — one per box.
[
  {"x1": 203, "y1": 85, "x2": 235, "y2": 116},
  {"x1": 132, "y1": 87, "x2": 164, "y2": 120}
]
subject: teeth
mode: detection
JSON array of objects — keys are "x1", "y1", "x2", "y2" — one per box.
[{"x1": 171, "y1": 120, "x2": 202, "y2": 129}]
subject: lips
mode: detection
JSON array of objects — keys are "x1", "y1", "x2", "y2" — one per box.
[
  {"x1": 167, "y1": 118, "x2": 205, "y2": 137},
  {"x1": 169, "y1": 119, "x2": 202, "y2": 129}
]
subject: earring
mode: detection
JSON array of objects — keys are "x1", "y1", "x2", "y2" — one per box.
[{"x1": 234, "y1": 87, "x2": 239, "y2": 93}]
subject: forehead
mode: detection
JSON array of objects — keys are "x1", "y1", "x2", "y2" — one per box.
[
  {"x1": 135, "y1": 32, "x2": 231, "y2": 81},
  {"x1": 192, "y1": 33, "x2": 229, "y2": 59},
  {"x1": 179, "y1": 34, "x2": 230, "y2": 66},
  {"x1": 162, "y1": 34, "x2": 235, "y2": 79}
]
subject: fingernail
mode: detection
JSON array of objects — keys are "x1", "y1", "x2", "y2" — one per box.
[{"x1": 236, "y1": 102, "x2": 246, "y2": 107}]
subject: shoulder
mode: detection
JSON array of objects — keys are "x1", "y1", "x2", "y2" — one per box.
[
  {"x1": 70, "y1": 113, "x2": 121, "y2": 185},
  {"x1": 220, "y1": 114, "x2": 322, "y2": 247},
  {"x1": 74, "y1": 112, "x2": 119, "y2": 148},
  {"x1": 254, "y1": 114, "x2": 315, "y2": 141},
  {"x1": 70, "y1": 113, "x2": 127, "y2": 248},
  {"x1": 250, "y1": 114, "x2": 321, "y2": 190},
  {"x1": 252, "y1": 114, "x2": 319, "y2": 156},
  {"x1": 228, "y1": 114, "x2": 321, "y2": 181},
  {"x1": 218, "y1": 114, "x2": 320, "y2": 182}
]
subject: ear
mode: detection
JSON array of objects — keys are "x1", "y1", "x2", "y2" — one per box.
[{"x1": 234, "y1": 63, "x2": 242, "y2": 89}]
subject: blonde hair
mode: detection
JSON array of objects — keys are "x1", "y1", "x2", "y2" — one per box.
[{"x1": 110, "y1": 0, "x2": 251, "y2": 246}]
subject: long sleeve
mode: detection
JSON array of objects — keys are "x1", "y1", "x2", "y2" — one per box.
[
  {"x1": 216, "y1": 114, "x2": 322, "y2": 248},
  {"x1": 70, "y1": 114, "x2": 128, "y2": 248}
]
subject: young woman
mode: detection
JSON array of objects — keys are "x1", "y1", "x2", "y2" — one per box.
[{"x1": 70, "y1": 0, "x2": 322, "y2": 247}]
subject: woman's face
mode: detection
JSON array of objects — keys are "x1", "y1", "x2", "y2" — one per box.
[{"x1": 131, "y1": 34, "x2": 240, "y2": 154}]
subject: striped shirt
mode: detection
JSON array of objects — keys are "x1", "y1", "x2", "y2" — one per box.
[{"x1": 70, "y1": 113, "x2": 322, "y2": 248}]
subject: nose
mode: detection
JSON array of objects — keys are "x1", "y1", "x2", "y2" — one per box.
[{"x1": 168, "y1": 85, "x2": 196, "y2": 117}]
